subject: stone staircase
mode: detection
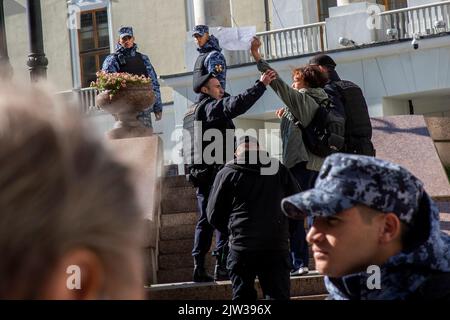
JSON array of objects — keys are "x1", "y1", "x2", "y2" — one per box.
[
  {"x1": 147, "y1": 272, "x2": 327, "y2": 300},
  {"x1": 151, "y1": 175, "x2": 327, "y2": 300}
]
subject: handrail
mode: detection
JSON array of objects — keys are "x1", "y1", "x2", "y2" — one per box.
[
  {"x1": 378, "y1": 0, "x2": 450, "y2": 40},
  {"x1": 256, "y1": 22, "x2": 326, "y2": 36},
  {"x1": 226, "y1": 21, "x2": 327, "y2": 65},
  {"x1": 379, "y1": 0, "x2": 450, "y2": 15}
]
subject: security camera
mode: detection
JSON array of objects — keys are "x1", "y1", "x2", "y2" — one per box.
[
  {"x1": 411, "y1": 34, "x2": 420, "y2": 50},
  {"x1": 338, "y1": 37, "x2": 356, "y2": 47},
  {"x1": 434, "y1": 20, "x2": 446, "y2": 34},
  {"x1": 386, "y1": 28, "x2": 398, "y2": 40},
  {"x1": 434, "y1": 20, "x2": 446, "y2": 29}
]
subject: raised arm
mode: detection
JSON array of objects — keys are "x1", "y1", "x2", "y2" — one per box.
[
  {"x1": 250, "y1": 37, "x2": 312, "y2": 124},
  {"x1": 203, "y1": 71, "x2": 277, "y2": 122}
]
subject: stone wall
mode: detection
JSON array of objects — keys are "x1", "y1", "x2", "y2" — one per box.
[{"x1": 426, "y1": 117, "x2": 450, "y2": 172}]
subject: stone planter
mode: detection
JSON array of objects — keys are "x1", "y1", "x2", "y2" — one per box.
[{"x1": 96, "y1": 83, "x2": 155, "y2": 139}]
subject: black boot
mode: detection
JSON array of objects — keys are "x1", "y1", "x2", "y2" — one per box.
[
  {"x1": 193, "y1": 256, "x2": 213, "y2": 283},
  {"x1": 213, "y1": 248, "x2": 230, "y2": 281},
  {"x1": 214, "y1": 264, "x2": 229, "y2": 281}
]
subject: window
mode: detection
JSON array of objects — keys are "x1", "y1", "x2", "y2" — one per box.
[
  {"x1": 317, "y1": 0, "x2": 408, "y2": 22},
  {"x1": 318, "y1": 0, "x2": 337, "y2": 22},
  {"x1": 78, "y1": 9, "x2": 110, "y2": 88},
  {"x1": 378, "y1": 0, "x2": 408, "y2": 10}
]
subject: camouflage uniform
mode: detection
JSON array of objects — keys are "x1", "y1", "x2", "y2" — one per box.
[
  {"x1": 102, "y1": 27, "x2": 163, "y2": 128},
  {"x1": 282, "y1": 154, "x2": 450, "y2": 300},
  {"x1": 192, "y1": 25, "x2": 227, "y2": 92}
]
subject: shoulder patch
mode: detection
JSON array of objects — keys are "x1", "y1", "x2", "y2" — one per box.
[{"x1": 214, "y1": 64, "x2": 224, "y2": 73}]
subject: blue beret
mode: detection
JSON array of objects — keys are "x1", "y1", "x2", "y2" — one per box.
[
  {"x1": 282, "y1": 154, "x2": 425, "y2": 225},
  {"x1": 192, "y1": 25, "x2": 209, "y2": 37},
  {"x1": 118, "y1": 26, "x2": 133, "y2": 39}
]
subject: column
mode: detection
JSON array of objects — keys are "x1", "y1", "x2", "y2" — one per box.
[
  {"x1": 193, "y1": 0, "x2": 206, "y2": 26},
  {"x1": 0, "y1": 0, "x2": 12, "y2": 79},
  {"x1": 26, "y1": 0, "x2": 48, "y2": 81}
]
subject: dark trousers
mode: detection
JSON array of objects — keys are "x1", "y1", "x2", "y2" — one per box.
[
  {"x1": 290, "y1": 162, "x2": 319, "y2": 191},
  {"x1": 227, "y1": 249, "x2": 291, "y2": 301},
  {"x1": 192, "y1": 183, "x2": 228, "y2": 259},
  {"x1": 288, "y1": 162, "x2": 319, "y2": 270}
]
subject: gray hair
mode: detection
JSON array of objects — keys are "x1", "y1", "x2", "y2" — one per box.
[{"x1": 0, "y1": 84, "x2": 144, "y2": 299}]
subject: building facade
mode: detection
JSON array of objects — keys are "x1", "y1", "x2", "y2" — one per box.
[{"x1": 2, "y1": 0, "x2": 450, "y2": 167}]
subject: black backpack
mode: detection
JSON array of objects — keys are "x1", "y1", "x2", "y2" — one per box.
[
  {"x1": 333, "y1": 80, "x2": 376, "y2": 156},
  {"x1": 182, "y1": 99, "x2": 223, "y2": 186},
  {"x1": 182, "y1": 98, "x2": 209, "y2": 168},
  {"x1": 291, "y1": 95, "x2": 346, "y2": 158}
]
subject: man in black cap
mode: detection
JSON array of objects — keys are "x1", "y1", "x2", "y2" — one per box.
[
  {"x1": 309, "y1": 54, "x2": 375, "y2": 156},
  {"x1": 192, "y1": 25, "x2": 227, "y2": 93},
  {"x1": 207, "y1": 136, "x2": 300, "y2": 300},
  {"x1": 183, "y1": 71, "x2": 277, "y2": 282}
]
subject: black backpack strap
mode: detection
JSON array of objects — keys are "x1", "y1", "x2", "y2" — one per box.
[
  {"x1": 286, "y1": 94, "x2": 329, "y2": 131},
  {"x1": 284, "y1": 110, "x2": 305, "y2": 131},
  {"x1": 190, "y1": 97, "x2": 210, "y2": 121},
  {"x1": 305, "y1": 93, "x2": 331, "y2": 109},
  {"x1": 225, "y1": 163, "x2": 261, "y2": 174}
]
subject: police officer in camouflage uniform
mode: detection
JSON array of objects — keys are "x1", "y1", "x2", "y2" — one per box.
[
  {"x1": 192, "y1": 25, "x2": 227, "y2": 93},
  {"x1": 102, "y1": 27, "x2": 163, "y2": 130},
  {"x1": 282, "y1": 154, "x2": 450, "y2": 300}
]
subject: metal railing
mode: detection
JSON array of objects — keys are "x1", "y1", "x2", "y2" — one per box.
[
  {"x1": 380, "y1": 0, "x2": 450, "y2": 40},
  {"x1": 258, "y1": 22, "x2": 327, "y2": 60},
  {"x1": 79, "y1": 87, "x2": 99, "y2": 113},
  {"x1": 228, "y1": 22, "x2": 327, "y2": 65},
  {"x1": 55, "y1": 88, "x2": 101, "y2": 115}
]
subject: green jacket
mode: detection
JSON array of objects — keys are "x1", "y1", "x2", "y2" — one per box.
[{"x1": 257, "y1": 59, "x2": 327, "y2": 171}]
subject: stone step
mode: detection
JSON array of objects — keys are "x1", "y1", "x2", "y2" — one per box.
[
  {"x1": 163, "y1": 165, "x2": 179, "y2": 177},
  {"x1": 161, "y1": 212, "x2": 197, "y2": 227},
  {"x1": 159, "y1": 238, "x2": 314, "y2": 256},
  {"x1": 162, "y1": 175, "x2": 191, "y2": 189},
  {"x1": 148, "y1": 272, "x2": 326, "y2": 300},
  {"x1": 158, "y1": 267, "x2": 199, "y2": 284},
  {"x1": 159, "y1": 236, "x2": 219, "y2": 255},
  {"x1": 157, "y1": 264, "x2": 317, "y2": 285},
  {"x1": 161, "y1": 187, "x2": 197, "y2": 214},
  {"x1": 291, "y1": 294, "x2": 328, "y2": 301},
  {"x1": 160, "y1": 239, "x2": 195, "y2": 255},
  {"x1": 159, "y1": 252, "x2": 316, "y2": 272},
  {"x1": 157, "y1": 256, "x2": 316, "y2": 284},
  {"x1": 160, "y1": 224, "x2": 196, "y2": 241},
  {"x1": 159, "y1": 253, "x2": 216, "y2": 271}
]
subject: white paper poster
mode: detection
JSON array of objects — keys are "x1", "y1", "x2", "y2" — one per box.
[{"x1": 214, "y1": 26, "x2": 257, "y2": 51}]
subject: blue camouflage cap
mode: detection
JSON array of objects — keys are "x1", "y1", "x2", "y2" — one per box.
[
  {"x1": 118, "y1": 26, "x2": 133, "y2": 39},
  {"x1": 192, "y1": 25, "x2": 209, "y2": 37},
  {"x1": 282, "y1": 154, "x2": 425, "y2": 225}
]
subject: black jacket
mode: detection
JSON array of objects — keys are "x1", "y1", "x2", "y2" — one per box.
[
  {"x1": 206, "y1": 151, "x2": 301, "y2": 252},
  {"x1": 324, "y1": 69, "x2": 345, "y2": 116},
  {"x1": 191, "y1": 81, "x2": 267, "y2": 174},
  {"x1": 196, "y1": 80, "x2": 266, "y2": 126}
]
